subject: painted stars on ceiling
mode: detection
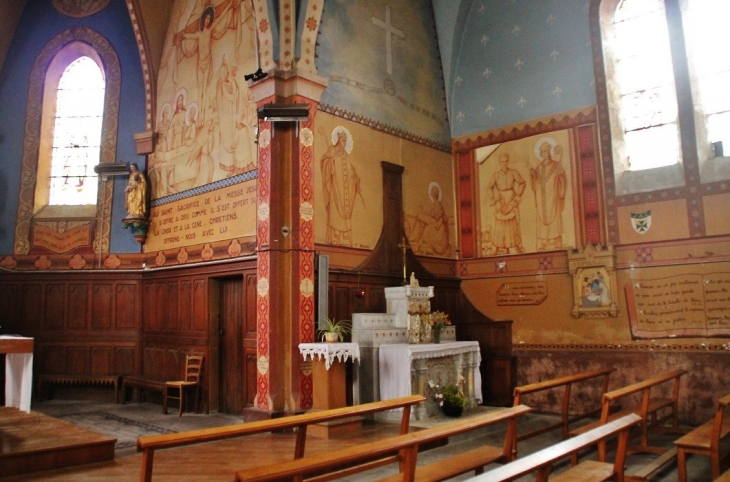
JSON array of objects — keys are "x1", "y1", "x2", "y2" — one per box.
[{"x1": 449, "y1": 0, "x2": 595, "y2": 138}]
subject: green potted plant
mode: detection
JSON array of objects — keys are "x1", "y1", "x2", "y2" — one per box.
[
  {"x1": 319, "y1": 317, "x2": 351, "y2": 343},
  {"x1": 429, "y1": 380, "x2": 468, "y2": 417}
]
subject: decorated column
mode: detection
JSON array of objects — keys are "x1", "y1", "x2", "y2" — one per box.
[{"x1": 249, "y1": 70, "x2": 327, "y2": 416}]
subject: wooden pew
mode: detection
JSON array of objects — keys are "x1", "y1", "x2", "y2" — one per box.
[
  {"x1": 136, "y1": 395, "x2": 424, "y2": 482},
  {"x1": 473, "y1": 413, "x2": 642, "y2": 482},
  {"x1": 236, "y1": 405, "x2": 532, "y2": 482},
  {"x1": 513, "y1": 368, "x2": 615, "y2": 444},
  {"x1": 568, "y1": 369, "x2": 687, "y2": 461},
  {"x1": 674, "y1": 393, "x2": 730, "y2": 482}
]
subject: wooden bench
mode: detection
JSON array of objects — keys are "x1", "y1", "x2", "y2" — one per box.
[
  {"x1": 513, "y1": 368, "x2": 616, "y2": 445},
  {"x1": 122, "y1": 375, "x2": 166, "y2": 407},
  {"x1": 568, "y1": 369, "x2": 686, "y2": 461},
  {"x1": 674, "y1": 393, "x2": 730, "y2": 482},
  {"x1": 36, "y1": 374, "x2": 121, "y2": 402},
  {"x1": 137, "y1": 394, "x2": 425, "y2": 482},
  {"x1": 235, "y1": 405, "x2": 532, "y2": 482},
  {"x1": 474, "y1": 413, "x2": 642, "y2": 482}
]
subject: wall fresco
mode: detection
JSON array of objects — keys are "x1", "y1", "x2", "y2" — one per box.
[{"x1": 148, "y1": 0, "x2": 258, "y2": 199}]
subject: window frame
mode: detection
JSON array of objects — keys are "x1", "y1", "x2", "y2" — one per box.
[
  {"x1": 37, "y1": 43, "x2": 105, "y2": 209},
  {"x1": 598, "y1": 0, "x2": 695, "y2": 196},
  {"x1": 13, "y1": 27, "x2": 120, "y2": 256}
]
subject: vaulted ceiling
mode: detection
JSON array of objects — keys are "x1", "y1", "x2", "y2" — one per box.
[{"x1": 0, "y1": 0, "x2": 464, "y2": 115}]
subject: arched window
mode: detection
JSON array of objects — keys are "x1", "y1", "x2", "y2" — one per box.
[
  {"x1": 48, "y1": 55, "x2": 105, "y2": 205},
  {"x1": 14, "y1": 28, "x2": 121, "y2": 256},
  {"x1": 598, "y1": 0, "x2": 730, "y2": 194}
]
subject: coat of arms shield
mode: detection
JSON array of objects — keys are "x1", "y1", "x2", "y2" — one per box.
[{"x1": 631, "y1": 210, "x2": 652, "y2": 234}]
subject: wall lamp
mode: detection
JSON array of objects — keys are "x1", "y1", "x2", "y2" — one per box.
[
  {"x1": 94, "y1": 162, "x2": 130, "y2": 180},
  {"x1": 244, "y1": 67, "x2": 267, "y2": 82},
  {"x1": 257, "y1": 103, "x2": 310, "y2": 122}
]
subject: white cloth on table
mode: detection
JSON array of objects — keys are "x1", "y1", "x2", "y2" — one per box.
[
  {"x1": 378, "y1": 341, "x2": 482, "y2": 403},
  {"x1": 298, "y1": 342, "x2": 360, "y2": 370},
  {"x1": 2, "y1": 336, "x2": 34, "y2": 413}
]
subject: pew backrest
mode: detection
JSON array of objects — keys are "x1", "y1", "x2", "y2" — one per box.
[
  {"x1": 471, "y1": 413, "x2": 642, "y2": 482},
  {"x1": 513, "y1": 367, "x2": 615, "y2": 443},
  {"x1": 136, "y1": 394, "x2": 425, "y2": 482},
  {"x1": 236, "y1": 405, "x2": 533, "y2": 482},
  {"x1": 569, "y1": 369, "x2": 686, "y2": 461}
]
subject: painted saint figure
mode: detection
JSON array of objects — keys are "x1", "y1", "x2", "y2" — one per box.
[
  {"x1": 530, "y1": 138, "x2": 567, "y2": 251},
  {"x1": 407, "y1": 182, "x2": 451, "y2": 256},
  {"x1": 216, "y1": 58, "x2": 240, "y2": 173},
  {"x1": 168, "y1": 92, "x2": 187, "y2": 150},
  {"x1": 487, "y1": 153, "x2": 525, "y2": 254},
  {"x1": 320, "y1": 127, "x2": 361, "y2": 246},
  {"x1": 125, "y1": 163, "x2": 148, "y2": 218}
]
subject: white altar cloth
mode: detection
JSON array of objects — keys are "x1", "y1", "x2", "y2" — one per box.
[
  {"x1": 299, "y1": 343, "x2": 360, "y2": 370},
  {"x1": 379, "y1": 341, "x2": 482, "y2": 404},
  {"x1": 1, "y1": 336, "x2": 34, "y2": 413}
]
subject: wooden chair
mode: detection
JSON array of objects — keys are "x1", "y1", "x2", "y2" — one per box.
[{"x1": 163, "y1": 355, "x2": 203, "y2": 417}]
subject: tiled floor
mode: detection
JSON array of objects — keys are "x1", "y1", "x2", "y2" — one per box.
[{"x1": 30, "y1": 399, "x2": 720, "y2": 481}]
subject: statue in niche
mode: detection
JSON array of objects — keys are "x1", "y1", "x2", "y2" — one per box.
[{"x1": 125, "y1": 163, "x2": 148, "y2": 218}]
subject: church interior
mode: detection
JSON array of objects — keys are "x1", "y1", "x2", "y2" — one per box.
[{"x1": 0, "y1": 0, "x2": 728, "y2": 480}]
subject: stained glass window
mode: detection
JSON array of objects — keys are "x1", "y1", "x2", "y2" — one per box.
[{"x1": 48, "y1": 56, "x2": 104, "y2": 205}]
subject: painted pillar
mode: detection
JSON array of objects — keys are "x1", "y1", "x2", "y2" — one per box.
[{"x1": 249, "y1": 71, "x2": 327, "y2": 414}]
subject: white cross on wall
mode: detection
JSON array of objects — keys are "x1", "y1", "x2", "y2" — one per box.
[{"x1": 371, "y1": 5, "x2": 405, "y2": 76}]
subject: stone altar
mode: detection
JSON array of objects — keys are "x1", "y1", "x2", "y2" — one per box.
[
  {"x1": 379, "y1": 341, "x2": 482, "y2": 420},
  {"x1": 352, "y1": 285, "x2": 456, "y2": 411}
]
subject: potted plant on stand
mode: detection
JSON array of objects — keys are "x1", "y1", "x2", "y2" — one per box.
[{"x1": 319, "y1": 318, "x2": 351, "y2": 343}]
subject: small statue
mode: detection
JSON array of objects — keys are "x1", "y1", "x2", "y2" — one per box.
[
  {"x1": 410, "y1": 272, "x2": 419, "y2": 287},
  {"x1": 125, "y1": 163, "x2": 148, "y2": 218}
]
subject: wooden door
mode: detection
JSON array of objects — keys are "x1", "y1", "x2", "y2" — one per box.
[{"x1": 219, "y1": 276, "x2": 243, "y2": 414}]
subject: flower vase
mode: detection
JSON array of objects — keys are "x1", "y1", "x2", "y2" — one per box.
[{"x1": 432, "y1": 327, "x2": 441, "y2": 344}]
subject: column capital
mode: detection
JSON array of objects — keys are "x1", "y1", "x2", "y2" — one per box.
[{"x1": 248, "y1": 69, "x2": 328, "y2": 104}]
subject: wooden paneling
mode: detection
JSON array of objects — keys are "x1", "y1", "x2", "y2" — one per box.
[
  {"x1": 44, "y1": 284, "x2": 65, "y2": 329},
  {"x1": 115, "y1": 347, "x2": 136, "y2": 375},
  {"x1": 22, "y1": 283, "x2": 42, "y2": 329},
  {"x1": 115, "y1": 283, "x2": 137, "y2": 329},
  {"x1": 179, "y1": 280, "x2": 193, "y2": 331},
  {"x1": 0, "y1": 284, "x2": 21, "y2": 332},
  {"x1": 0, "y1": 260, "x2": 256, "y2": 413},
  {"x1": 68, "y1": 284, "x2": 89, "y2": 329},
  {"x1": 91, "y1": 347, "x2": 113, "y2": 374},
  {"x1": 166, "y1": 281, "x2": 179, "y2": 331},
  {"x1": 41, "y1": 346, "x2": 65, "y2": 373},
  {"x1": 68, "y1": 347, "x2": 89, "y2": 373},
  {"x1": 91, "y1": 284, "x2": 112, "y2": 330},
  {"x1": 193, "y1": 279, "x2": 207, "y2": 332}
]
